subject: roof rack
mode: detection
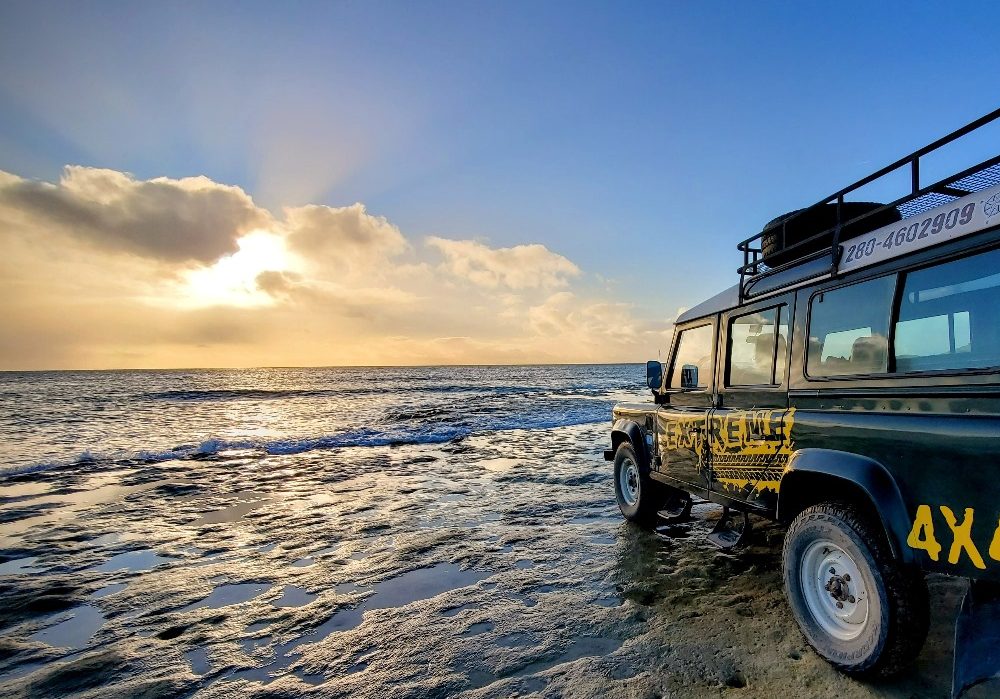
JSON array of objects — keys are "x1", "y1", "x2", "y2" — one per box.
[{"x1": 737, "y1": 108, "x2": 1000, "y2": 304}]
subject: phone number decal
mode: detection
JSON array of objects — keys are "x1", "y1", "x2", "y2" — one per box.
[{"x1": 838, "y1": 183, "x2": 1000, "y2": 273}]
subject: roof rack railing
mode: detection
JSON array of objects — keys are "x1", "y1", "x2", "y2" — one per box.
[{"x1": 737, "y1": 108, "x2": 1000, "y2": 303}]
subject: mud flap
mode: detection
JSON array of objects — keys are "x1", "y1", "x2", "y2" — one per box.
[{"x1": 953, "y1": 579, "x2": 1000, "y2": 698}]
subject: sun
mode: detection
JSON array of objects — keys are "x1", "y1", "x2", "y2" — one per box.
[{"x1": 179, "y1": 230, "x2": 292, "y2": 307}]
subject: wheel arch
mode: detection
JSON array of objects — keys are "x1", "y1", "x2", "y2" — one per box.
[
  {"x1": 611, "y1": 419, "x2": 650, "y2": 471},
  {"x1": 778, "y1": 448, "x2": 914, "y2": 565}
]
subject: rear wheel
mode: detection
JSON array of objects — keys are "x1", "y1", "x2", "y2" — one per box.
[
  {"x1": 782, "y1": 501, "x2": 929, "y2": 677},
  {"x1": 613, "y1": 442, "x2": 664, "y2": 528}
]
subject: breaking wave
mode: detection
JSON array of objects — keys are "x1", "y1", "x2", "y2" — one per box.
[{"x1": 0, "y1": 407, "x2": 610, "y2": 478}]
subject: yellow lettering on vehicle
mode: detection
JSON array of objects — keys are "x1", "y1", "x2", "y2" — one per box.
[
  {"x1": 989, "y1": 517, "x2": 1000, "y2": 563},
  {"x1": 709, "y1": 408, "x2": 796, "y2": 495},
  {"x1": 906, "y1": 505, "x2": 942, "y2": 562},
  {"x1": 940, "y1": 506, "x2": 986, "y2": 570}
]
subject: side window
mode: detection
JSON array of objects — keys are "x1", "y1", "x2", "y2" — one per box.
[
  {"x1": 894, "y1": 247, "x2": 1000, "y2": 373},
  {"x1": 807, "y1": 276, "x2": 895, "y2": 377},
  {"x1": 669, "y1": 324, "x2": 713, "y2": 389},
  {"x1": 728, "y1": 307, "x2": 779, "y2": 386}
]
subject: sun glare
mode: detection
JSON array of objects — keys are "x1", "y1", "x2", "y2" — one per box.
[{"x1": 180, "y1": 230, "x2": 292, "y2": 307}]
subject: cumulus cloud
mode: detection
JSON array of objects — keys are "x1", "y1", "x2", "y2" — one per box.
[
  {"x1": 426, "y1": 237, "x2": 580, "y2": 289},
  {"x1": 0, "y1": 164, "x2": 675, "y2": 368},
  {"x1": 284, "y1": 203, "x2": 408, "y2": 270},
  {"x1": 255, "y1": 270, "x2": 302, "y2": 295},
  {"x1": 526, "y1": 292, "x2": 674, "y2": 357},
  {"x1": 0, "y1": 166, "x2": 270, "y2": 263}
]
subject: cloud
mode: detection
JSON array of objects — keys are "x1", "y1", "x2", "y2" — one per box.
[
  {"x1": 0, "y1": 166, "x2": 270, "y2": 263},
  {"x1": 255, "y1": 270, "x2": 303, "y2": 296},
  {"x1": 526, "y1": 292, "x2": 674, "y2": 357},
  {"x1": 284, "y1": 203, "x2": 408, "y2": 272},
  {"x1": 0, "y1": 164, "x2": 674, "y2": 369},
  {"x1": 426, "y1": 237, "x2": 580, "y2": 289}
]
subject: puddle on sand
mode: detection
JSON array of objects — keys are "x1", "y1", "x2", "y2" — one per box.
[
  {"x1": 196, "y1": 495, "x2": 275, "y2": 525},
  {"x1": 90, "y1": 582, "x2": 128, "y2": 598},
  {"x1": 462, "y1": 622, "x2": 495, "y2": 637},
  {"x1": 31, "y1": 604, "x2": 105, "y2": 649},
  {"x1": 91, "y1": 549, "x2": 173, "y2": 572},
  {"x1": 180, "y1": 583, "x2": 273, "y2": 612},
  {"x1": 478, "y1": 457, "x2": 523, "y2": 471},
  {"x1": 0, "y1": 555, "x2": 45, "y2": 575},
  {"x1": 186, "y1": 647, "x2": 211, "y2": 676},
  {"x1": 272, "y1": 585, "x2": 317, "y2": 608},
  {"x1": 230, "y1": 562, "x2": 488, "y2": 685}
]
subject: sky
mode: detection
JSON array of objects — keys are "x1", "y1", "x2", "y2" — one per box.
[{"x1": 0, "y1": 1, "x2": 997, "y2": 369}]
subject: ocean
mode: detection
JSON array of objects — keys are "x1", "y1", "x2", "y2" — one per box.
[
  {"x1": 0, "y1": 365, "x2": 966, "y2": 698},
  {"x1": 0, "y1": 365, "x2": 640, "y2": 476}
]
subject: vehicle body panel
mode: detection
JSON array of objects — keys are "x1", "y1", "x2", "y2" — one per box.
[{"x1": 610, "y1": 223, "x2": 1000, "y2": 583}]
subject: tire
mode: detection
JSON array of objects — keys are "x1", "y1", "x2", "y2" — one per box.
[
  {"x1": 760, "y1": 202, "x2": 901, "y2": 267},
  {"x1": 782, "y1": 501, "x2": 929, "y2": 677},
  {"x1": 613, "y1": 442, "x2": 665, "y2": 528}
]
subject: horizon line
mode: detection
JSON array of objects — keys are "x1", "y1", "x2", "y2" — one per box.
[{"x1": 0, "y1": 360, "x2": 646, "y2": 373}]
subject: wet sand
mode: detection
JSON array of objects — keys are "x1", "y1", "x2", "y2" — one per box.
[{"x1": 0, "y1": 423, "x2": 993, "y2": 697}]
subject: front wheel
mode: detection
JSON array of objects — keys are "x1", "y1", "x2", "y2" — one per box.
[
  {"x1": 613, "y1": 442, "x2": 664, "y2": 528},
  {"x1": 782, "y1": 501, "x2": 929, "y2": 677}
]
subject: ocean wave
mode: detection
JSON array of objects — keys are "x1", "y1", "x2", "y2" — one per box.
[
  {"x1": 144, "y1": 384, "x2": 561, "y2": 402},
  {"x1": 1, "y1": 409, "x2": 610, "y2": 479},
  {"x1": 144, "y1": 389, "x2": 345, "y2": 401}
]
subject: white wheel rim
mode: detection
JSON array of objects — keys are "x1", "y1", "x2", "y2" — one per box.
[
  {"x1": 619, "y1": 456, "x2": 640, "y2": 507},
  {"x1": 799, "y1": 539, "x2": 870, "y2": 641}
]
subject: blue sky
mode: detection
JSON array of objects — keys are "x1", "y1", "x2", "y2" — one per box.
[{"x1": 0, "y1": 2, "x2": 998, "y2": 368}]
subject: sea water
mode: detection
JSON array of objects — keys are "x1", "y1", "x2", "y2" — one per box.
[{"x1": 0, "y1": 365, "x2": 640, "y2": 475}]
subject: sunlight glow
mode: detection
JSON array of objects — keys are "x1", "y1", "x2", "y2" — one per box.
[{"x1": 179, "y1": 230, "x2": 292, "y2": 307}]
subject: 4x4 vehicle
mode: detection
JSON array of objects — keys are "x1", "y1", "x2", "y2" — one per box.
[{"x1": 606, "y1": 109, "x2": 1000, "y2": 697}]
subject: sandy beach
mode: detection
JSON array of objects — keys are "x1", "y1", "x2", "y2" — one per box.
[{"x1": 0, "y1": 418, "x2": 990, "y2": 698}]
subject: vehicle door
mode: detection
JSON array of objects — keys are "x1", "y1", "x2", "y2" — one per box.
[
  {"x1": 709, "y1": 296, "x2": 795, "y2": 511},
  {"x1": 655, "y1": 319, "x2": 717, "y2": 493}
]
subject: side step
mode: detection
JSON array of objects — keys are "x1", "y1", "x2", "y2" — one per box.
[
  {"x1": 706, "y1": 507, "x2": 753, "y2": 550},
  {"x1": 656, "y1": 494, "x2": 694, "y2": 524}
]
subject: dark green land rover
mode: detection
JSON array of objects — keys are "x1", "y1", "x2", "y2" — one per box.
[{"x1": 606, "y1": 109, "x2": 1000, "y2": 697}]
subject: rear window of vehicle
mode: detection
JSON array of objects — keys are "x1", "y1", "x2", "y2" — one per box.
[
  {"x1": 807, "y1": 276, "x2": 895, "y2": 377},
  {"x1": 894, "y1": 247, "x2": 1000, "y2": 373}
]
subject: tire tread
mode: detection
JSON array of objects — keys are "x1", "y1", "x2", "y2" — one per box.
[{"x1": 782, "y1": 501, "x2": 929, "y2": 678}]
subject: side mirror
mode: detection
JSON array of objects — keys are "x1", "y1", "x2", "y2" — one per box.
[
  {"x1": 645, "y1": 360, "x2": 662, "y2": 391},
  {"x1": 680, "y1": 364, "x2": 699, "y2": 389}
]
